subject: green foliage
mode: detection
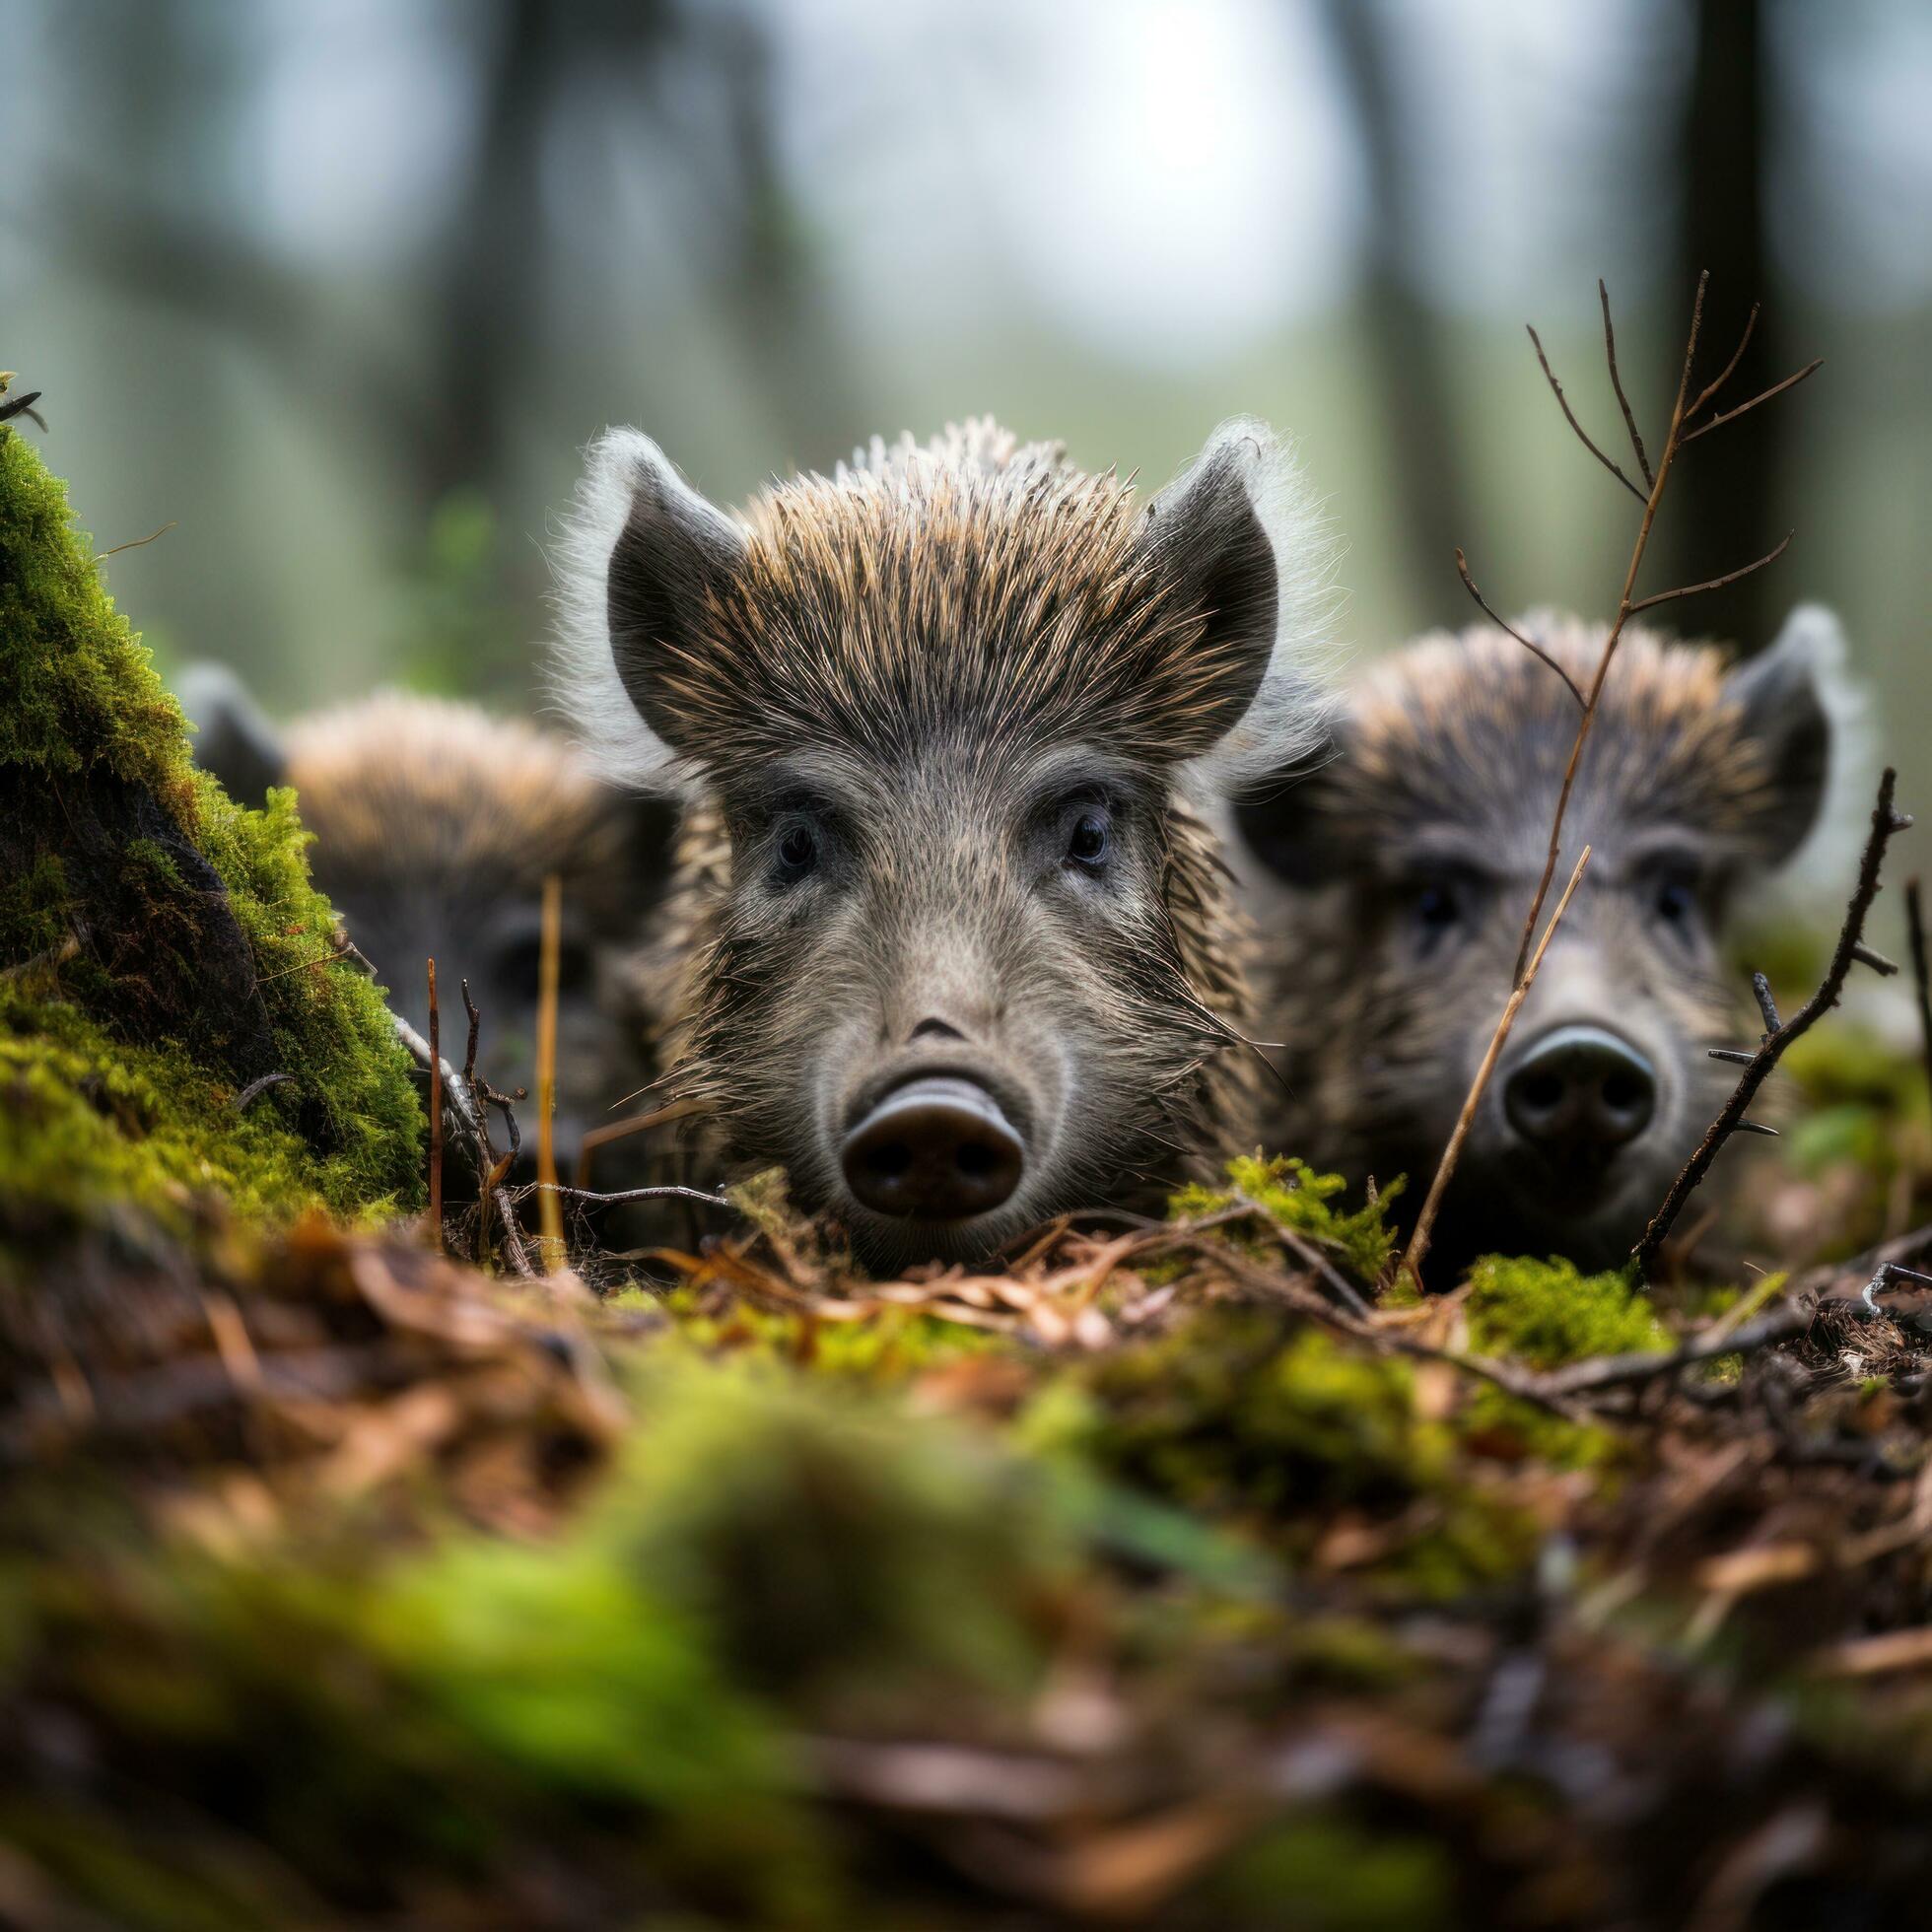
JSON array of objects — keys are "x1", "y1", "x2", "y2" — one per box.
[{"x1": 1172, "y1": 1154, "x2": 1404, "y2": 1281}]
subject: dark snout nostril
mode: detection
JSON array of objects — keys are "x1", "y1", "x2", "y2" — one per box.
[
  {"x1": 908, "y1": 1015, "x2": 968, "y2": 1044},
  {"x1": 841, "y1": 1076, "x2": 1024, "y2": 1221},
  {"x1": 1502, "y1": 1024, "x2": 1656, "y2": 1153}
]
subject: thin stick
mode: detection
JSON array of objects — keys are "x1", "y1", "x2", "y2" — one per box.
[
  {"x1": 1527, "y1": 323, "x2": 1646, "y2": 504},
  {"x1": 1599, "y1": 278, "x2": 1652, "y2": 486},
  {"x1": 535, "y1": 873, "x2": 565, "y2": 1268},
  {"x1": 389, "y1": 1011, "x2": 534, "y2": 1277},
  {"x1": 1681, "y1": 358, "x2": 1823, "y2": 443},
  {"x1": 460, "y1": 976, "x2": 481, "y2": 1088},
  {"x1": 573, "y1": 1096, "x2": 711, "y2": 1191},
  {"x1": 1687, "y1": 302, "x2": 1758, "y2": 420},
  {"x1": 1402, "y1": 847, "x2": 1592, "y2": 1286},
  {"x1": 1508, "y1": 271, "x2": 1709, "y2": 982},
  {"x1": 1906, "y1": 879, "x2": 1932, "y2": 1120},
  {"x1": 1454, "y1": 551, "x2": 1586, "y2": 709},
  {"x1": 1625, "y1": 531, "x2": 1793, "y2": 614},
  {"x1": 426, "y1": 958, "x2": 444, "y2": 1253},
  {"x1": 1634, "y1": 770, "x2": 1909, "y2": 1274},
  {"x1": 97, "y1": 521, "x2": 177, "y2": 559}
]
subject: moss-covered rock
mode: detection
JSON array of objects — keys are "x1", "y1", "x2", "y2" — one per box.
[{"x1": 0, "y1": 421, "x2": 421, "y2": 1228}]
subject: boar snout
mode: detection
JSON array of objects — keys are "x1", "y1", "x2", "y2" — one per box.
[
  {"x1": 1501, "y1": 1024, "x2": 1656, "y2": 1156},
  {"x1": 841, "y1": 1075, "x2": 1025, "y2": 1221}
]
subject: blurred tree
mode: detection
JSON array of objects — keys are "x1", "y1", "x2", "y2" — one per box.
[
  {"x1": 1323, "y1": 0, "x2": 1472, "y2": 635},
  {"x1": 1667, "y1": 0, "x2": 1785, "y2": 655}
]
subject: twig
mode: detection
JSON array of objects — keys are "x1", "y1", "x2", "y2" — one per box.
[
  {"x1": 0, "y1": 386, "x2": 45, "y2": 429},
  {"x1": 515, "y1": 1182, "x2": 732, "y2": 1211},
  {"x1": 1634, "y1": 770, "x2": 1910, "y2": 1274},
  {"x1": 1681, "y1": 358, "x2": 1823, "y2": 443},
  {"x1": 573, "y1": 1096, "x2": 711, "y2": 1191},
  {"x1": 1454, "y1": 552, "x2": 1586, "y2": 709},
  {"x1": 390, "y1": 1011, "x2": 534, "y2": 1277},
  {"x1": 1599, "y1": 278, "x2": 1652, "y2": 486},
  {"x1": 534, "y1": 872, "x2": 565, "y2": 1268},
  {"x1": 460, "y1": 976, "x2": 482, "y2": 1088},
  {"x1": 427, "y1": 958, "x2": 444, "y2": 1254},
  {"x1": 1686, "y1": 302, "x2": 1758, "y2": 420},
  {"x1": 1505, "y1": 271, "x2": 1709, "y2": 983},
  {"x1": 1527, "y1": 323, "x2": 1646, "y2": 504},
  {"x1": 97, "y1": 520, "x2": 177, "y2": 559},
  {"x1": 1860, "y1": 1260, "x2": 1932, "y2": 1318},
  {"x1": 1906, "y1": 879, "x2": 1932, "y2": 1118},
  {"x1": 1624, "y1": 531, "x2": 1793, "y2": 614},
  {"x1": 230, "y1": 1071, "x2": 293, "y2": 1113},
  {"x1": 1402, "y1": 847, "x2": 1592, "y2": 1286}
]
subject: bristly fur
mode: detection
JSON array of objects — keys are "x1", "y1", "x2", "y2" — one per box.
[
  {"x1": 1239, "y1": 608, "x2": 1857, "y2": 1275},
  {"x1": 548, "y1": 416, "x2": 1339, "y2": 801},
  {"x1": 286, "y1": 694, "x2": 640, "y2": 892}
]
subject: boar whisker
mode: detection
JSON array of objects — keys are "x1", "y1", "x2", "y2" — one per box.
[{"x1": 1635, "y1": 769, "x2": 1909, "y2": 1276}]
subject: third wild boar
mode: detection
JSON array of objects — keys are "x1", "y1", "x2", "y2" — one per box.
[
  {"x1": 1232, "y1": 608, "x2": 1856, "y2": 1276},
  {"x1": 552, "y1": 417, "x2": 1338, "y2": 1271},
  {"x1": 180, "y1": 669, "x2": 675, "y2": 1186}
]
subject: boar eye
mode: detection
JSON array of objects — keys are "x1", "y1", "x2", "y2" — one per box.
[
  {"x1": 1653, "y1": 872, "x2": 1697, "y2": 930},
  {"x1": 1068, "y1": 810, "x2": 1111, "y2": 870},
  {"x1": 1416, "y1": 882, "x2": 1460, "y2": 931},
  {"x1": 773, "y1": 816, "x2": 820, "y2": 883}
]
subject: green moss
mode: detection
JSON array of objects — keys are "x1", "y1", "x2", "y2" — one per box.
[
  {"x1": 0, "y1": 424, "x2": 422, "y2": 1222},
  {"x1": 1034, "y1": 1306, "x2": 1534, "y2": 1600},
  {"x1": 0, "y1": 998, "x2": 334, "y2": 1242},
  {"x1": 0, "y1": 427, "x2": 194, "y2": 805},
  {"x1": 1203, "y1": 1812, "x2": 1454, "y2": 1930},
  {"x1": 1465, "y1": 1255, "x2": 1669, "y2": 1367},
  {"x1": 3, "y1": 1518, "x2": 834, "y2": 1927},
  {"x1": 1172, "y1": 1154, "x2": 1404, "y2": 1282}
]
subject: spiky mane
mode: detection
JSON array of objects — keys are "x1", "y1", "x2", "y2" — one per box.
[
  {"x1": 1332, "y1": 618, "x2": 1778, "y2": 855},
  {"x1": 550, "y1": 416, "x2": 1339, "y2": 796},
  {"x1": 286, "y1": 694, "x2": 629, "y2": 886}
]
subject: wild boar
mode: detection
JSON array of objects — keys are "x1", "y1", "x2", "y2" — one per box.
[
  {"x1": 179, "y1": 668, "x2": 675, "y2": 1187},
  {"x1": 551, "y1": 417, "x2": 1339, "y2": 1272},
  {"x1": 1231, "y1": 608, "x2": 1857, "y2": 1277}
]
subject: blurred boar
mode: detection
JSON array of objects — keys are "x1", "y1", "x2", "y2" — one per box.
[
  {"x1": 1232, "y1": 609, "x2": 1855, "y2": 1276},
  {"x1": 180, "y1": 669, "x2": 674, "y2": 1184},
  {"x1": 552, "y1": 418, "x2": 1337, "y2": 1271}
]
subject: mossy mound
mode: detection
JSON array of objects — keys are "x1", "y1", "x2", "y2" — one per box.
[{"x1": 0, "y1": 423, "x2": 421, "y2": 1229}]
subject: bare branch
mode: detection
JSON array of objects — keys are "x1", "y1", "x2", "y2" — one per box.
[
  {"x1": 1908, "y1": 879, "x2": 1932, "y2": 1120},
  {"x1": 1599, "y1": 279, "x2": 1653, "y2": 485},
  {"x1": 1527, "y1": 323, "x2": 1647, "y2": 504},
  {"x1": 1626, "y1": 531, "x2": 1793, "y2": 614},
  {"x1": 1403, "y1": 847, "x2": 1593, "y2": 1286},
  {"x1": 1681, "y1": 359, "x2": 1823, "y2": 444},
  {"x1": 427, "y1": 958, "x2": 444, "y2": 1254},
  {"x1": 1454, "y1": 551, "x2": 1586, "y2": 709},
  {"x1": 1635, "y1": 770, "x2": 1909, "y2": 1275},
  {"x1": 1687, "y1": 302, "x2": 1759, "y2": 421}
]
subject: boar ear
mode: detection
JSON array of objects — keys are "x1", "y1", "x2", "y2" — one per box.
[
  {"x1": 1723, "y1": 604, "x2": 1857, "y2": 867},
  {"x1": 1229, "y1": 724, "x2": 1355, "y2": 889},
  {"x1": 175, "y1": 663, "x2": 288, "y2": 807},
  {"x1": 551, "y1": 429, "x2": 746, "y2": 790},
  {"x1": 1138, "y1": 418, "x2": 1340, "y2": 784}
]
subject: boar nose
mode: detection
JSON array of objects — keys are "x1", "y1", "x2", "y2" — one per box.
[
  {"x1": 841, "y1": 1076, "x2": 1024, "y2": 1221},
  {"x1": 1502, "y1": 1025, "x2": 1655, "y2": 1152}
]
